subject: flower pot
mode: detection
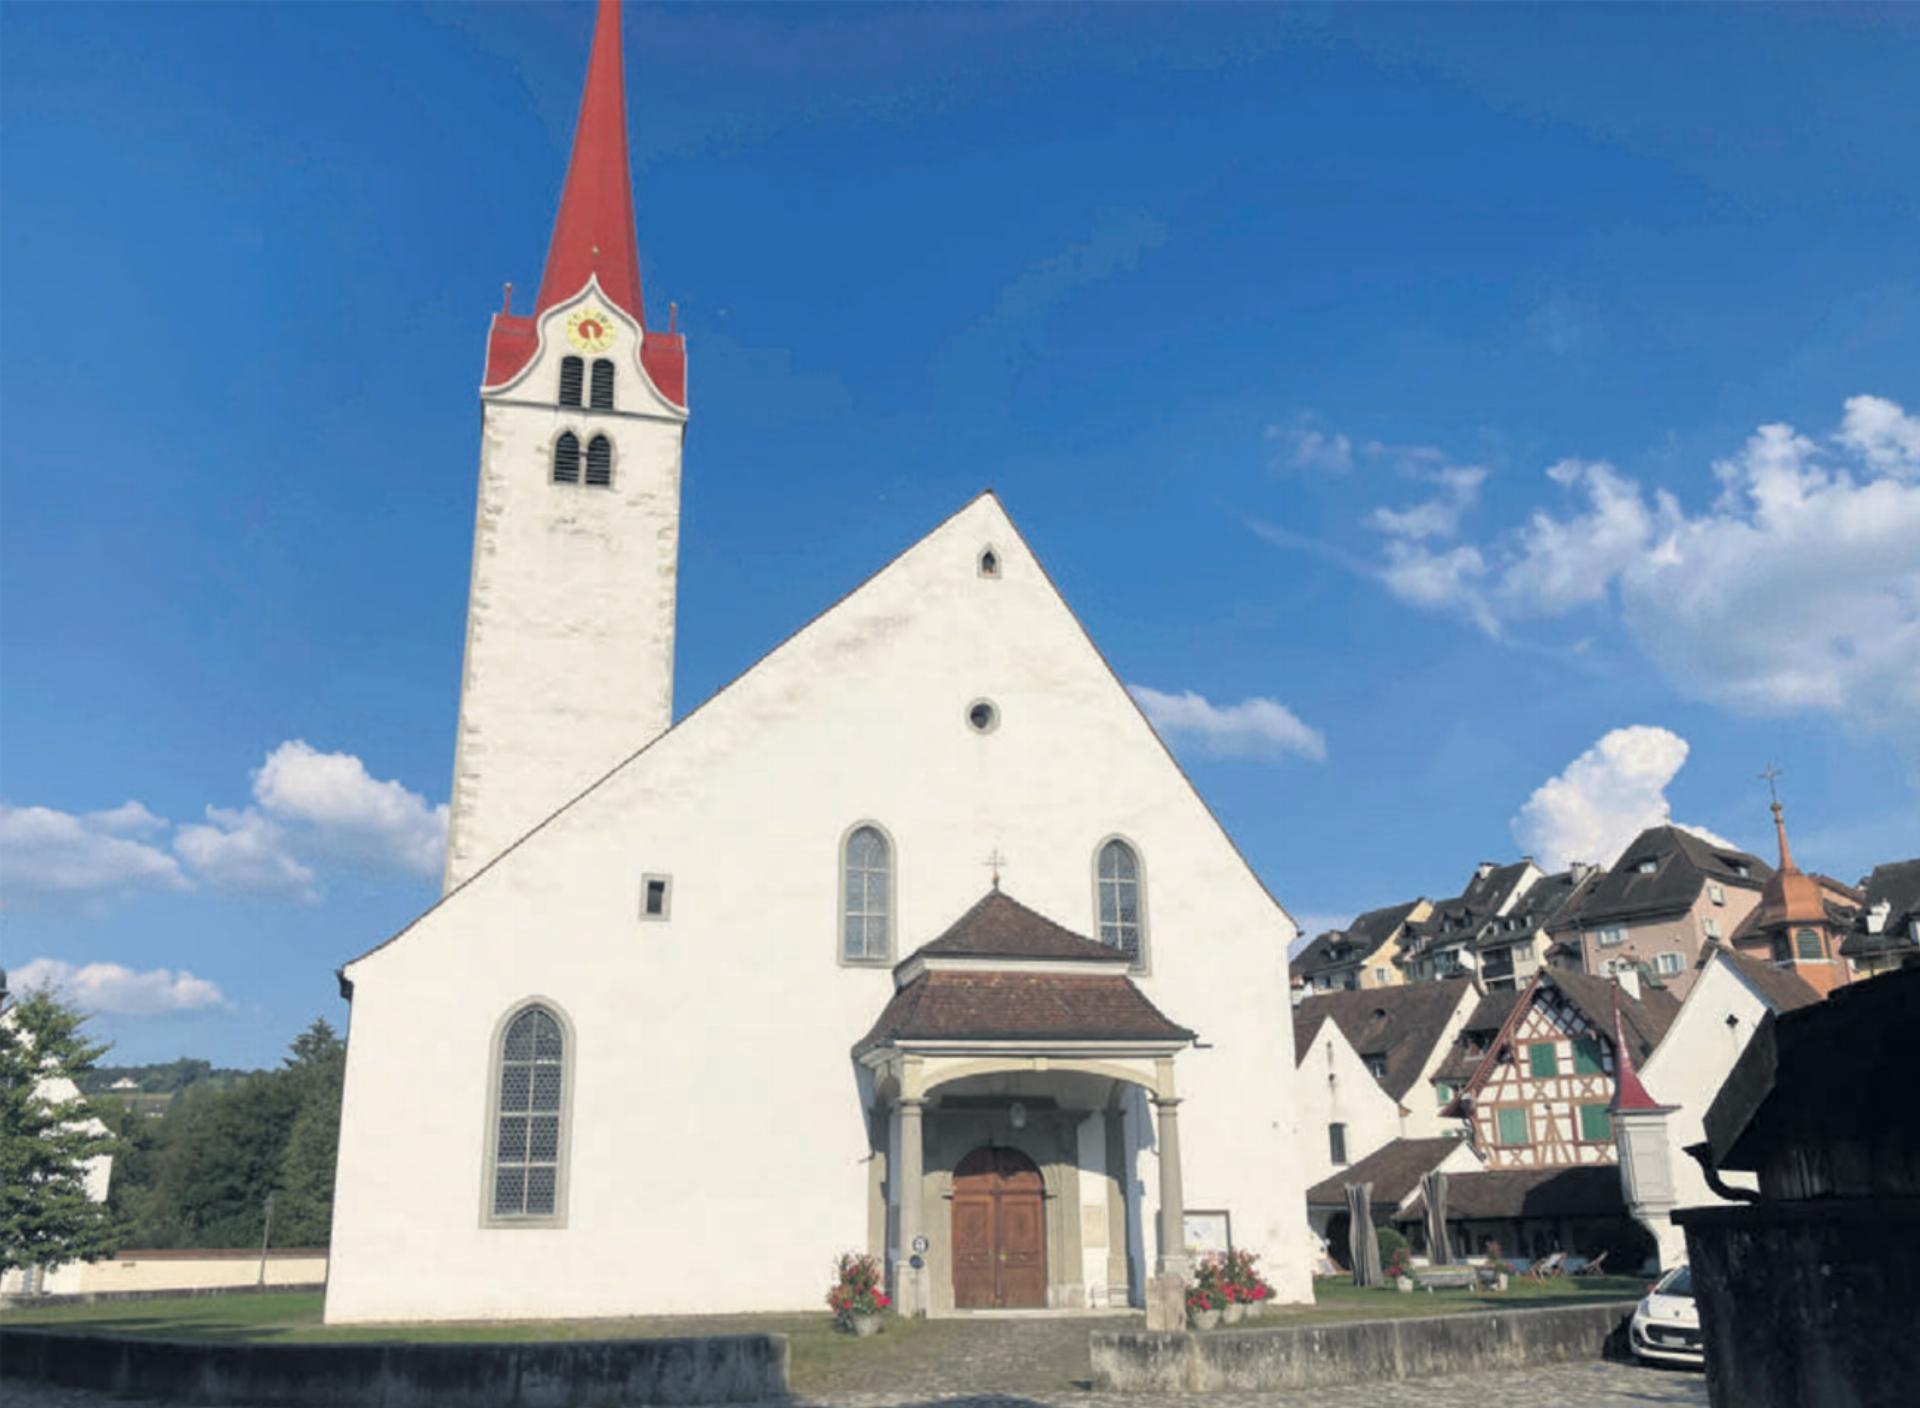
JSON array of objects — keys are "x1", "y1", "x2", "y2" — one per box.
[
  {"x1": 1395, "y1": 1275, "x2": 1414, "y2": 1294},
  {"x1": 1221, "y1": 1301, "x2": 1245, "y2": 1324},
  {"x1": 1244, "y1": 1299, "x2": 1265, "y2": 1319},
  {"x1": 847, "y1": 1313, "x2": 883, "y2": 1337},
  {"x1": 1190, "y1": 1308, "x2": 1221, "y2": 1330},
  {"x1": 1494, "y1": 1273, "x2": 1509, "y2": 1293}
]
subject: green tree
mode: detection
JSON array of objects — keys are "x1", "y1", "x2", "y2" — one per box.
[
  {"x1": 0, "y1": 987, "x2": 120, "y2": 1276},
  {"x1": 273, "y1": 1019, "x2": 344, "y2": 1246}
]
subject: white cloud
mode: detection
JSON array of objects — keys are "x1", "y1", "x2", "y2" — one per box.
[
  {"x1": 1371, "y1": 396, "x2": 1920, "y2": 738},
  {"x1": 173, "y1": 806, "x2": 319, "y2": 901},
  {"x1": 251, "y1": 740, "x2": 447, "y2": 880},
  {"x1": 1267, "y1": 424, "x2": 1355, "y2": 474},
  {"x1": 9, "y1": 957, "x2": 225, "y2": 1016},
  {"x1": 1368, "y1": 465, "x2": 1487, "y2": 540},
  {"x1": 0, "y1": 803, "x2": 189, "y2": 911},
  {"x1": 1130, "y1": 685, "x2": 1327, "y2": 762},
  {"x1": 1512, "y1": 725, "x2": 1720, "y2": 871},
  {"x1": 86, "y1": 801, "x2": 169, "y2": 838}
]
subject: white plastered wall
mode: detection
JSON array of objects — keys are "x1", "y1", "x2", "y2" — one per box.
[
  {"x1": 443, "y1": 281, "x2": 686, "y2": 891},
  {"x1": 326, "y1": 494, "x2": 1308, "y2": 1323}
]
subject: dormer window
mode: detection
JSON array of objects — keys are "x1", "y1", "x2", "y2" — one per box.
[
  {"x1": 1636, "y1": 858, "x2": 1657, "y2": 874},
  {"x1": 559, "y1": 356, "x2": 585, "y2": 407},
  {"x1": 590, "y1": 359, "x2": 614, "y2": 410}
]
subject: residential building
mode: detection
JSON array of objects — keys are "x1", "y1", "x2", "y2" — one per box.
[
  {"x1": 1289, "y1": 899, "x2": 1430, "y2": 995},
  {"x1": 1473, "y1": 864, "x2": 1601, "y2": 992},
  {"x1": 1547, "y1": 826, "x2": 1771, "y2": 997},
  {"x1": 1291, "y1": 979, "x2": 1480, "y2": 1196},
  {"x1": 1610, "y1": 944, "x2": 1820, "y2": 1268},
  {"x1": 1397, "y1": 860, "x2": 1541, "y2": 983},
  {"x1": 1726, "y1": 799, "x2": 1859, "y2": 998},
  {"x1": 1839, "y1": 857, "x2": 1920, "y2": 979}
]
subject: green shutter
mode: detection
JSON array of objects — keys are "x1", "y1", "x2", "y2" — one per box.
[
  {"x1": 1529, "y1": 1042, "x2": 1559, "y2": 1078},
  {"x1": 1573, "y1": 1038, "x2": 1604, "y2": 1075},
  {"x1": 1580, "y1": 1104, "x2": 1613, "y2": 1141},
  {"x1": 1435, "y1": 1081, "x2": 1454, "y2": 1106},
  {"x1": 1497, "y1": 1107, "x2": 1529, "y2": 1145}
]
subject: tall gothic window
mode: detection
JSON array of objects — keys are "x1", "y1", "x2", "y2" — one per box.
[
  {"x1": 559, "y1": 356, "x2": 585, "y2": 407},
  {"x1": 842, "y1": 825, "x2": 892, "y2": 963},
  {"x1": 552, "y1": 432, "x2": 581, "y2": 484},
  {"x1": 489, "y1": 1004, "x2": 567, "y2": 1223},
  {"x1": 590, "y1": 359, "x2": 615, "y2": 410},
  {"x1": 1096, "y1": 837, "x2": 1144, "y2": 962},
  {"x1": 585, "y1": 435, "x2": 613, "y2": 487}
]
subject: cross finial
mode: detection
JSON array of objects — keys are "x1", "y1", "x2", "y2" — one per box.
[
  {"x1": 983, "y1": 848, "x2": 1008, "y2": 891},
  {"x1": 1759, "y1": 761, "x2": 1784, "y2": 807}
]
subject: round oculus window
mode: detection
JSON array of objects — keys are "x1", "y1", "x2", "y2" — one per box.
[{"x1": 966, "y1": 699, "x2": 999, "y2": 733}]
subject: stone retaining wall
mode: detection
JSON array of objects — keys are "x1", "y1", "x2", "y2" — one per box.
[
  {"x1": 0, "y1": 1329, "x2": 789, "y2": 1407},
  {"x1": 1090, "y1": 1301, "x2": 1637, "y2": 1392}
]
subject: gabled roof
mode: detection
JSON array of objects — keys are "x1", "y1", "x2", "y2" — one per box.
[
  {"x1": 1554, "y1": 825, "x2": 1772, "y2": 931},
  {"x1": 1396, "y1": 1166, "x2": 1627, "y2": 1223},
  {"x1": 1291, "y1": 979, "x2": 1476, "y2": 1101},
  {"x1": 1477, "y1": 867, "x2": 1600, "y2": 951},
  {"x1": 855, "y1": 971, "x2": 1193, "y2": 1054},
  {"x1": 1404, "y1": 861, "x2": 1535, "y2": 954},
  {"x1": 1446, "y1": 969, "x2": 1680, "y2": 1109},
  {"x1": 1290, "y1": 898, "x2": 1424, "y2": 977},
  {"x1": 909, "y1": 890, "x2": 1124, "y2": 966},
  {"x1": 1840, "y1": 858, "x2": 1920, "y2": 960},
  {"x1": 1709, "y1": 944, "x2": 1822, "y2": 1013},
  {"x1": 1302, "y1": 1137, "x2": 1463, "y2": 1210},
  {"x1": 1432, "y1": 988, "x2": 1523, "y2": 1082}
]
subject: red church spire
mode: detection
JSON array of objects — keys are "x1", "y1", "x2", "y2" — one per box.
[
  {"x1": 1608, "y1": 982, "x2": 1665, "y2": 1114},
  {"x1": 536, "y1": 0, "x2": 644, "y2": 323}
]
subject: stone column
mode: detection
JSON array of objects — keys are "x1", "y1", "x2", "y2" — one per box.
[
  {"x1": 1153, "y1": 1096, "x2": 1188, "y2": 1277},
  {"x1": 895, "y1": 1096, "x2": 927, "y2": 1316}
]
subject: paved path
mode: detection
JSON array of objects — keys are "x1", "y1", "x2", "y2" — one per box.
[{"x1": 2, "y1": 1360, "x2": 1709, "y2": 1408}]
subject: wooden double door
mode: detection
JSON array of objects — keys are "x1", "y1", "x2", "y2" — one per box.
[{"x1": 951, "y1": 1145, "x2": 1046, "y2": 1309}]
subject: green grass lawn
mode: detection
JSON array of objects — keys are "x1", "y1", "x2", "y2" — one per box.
[{"x1": 0, "y1": 1276, "x2": 1646, "y2": 1395}]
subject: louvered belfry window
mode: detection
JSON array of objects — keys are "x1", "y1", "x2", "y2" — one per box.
[
  {"x1": 492, "y1": 1005, "x2": 565, "y2": 1220},
  {"x1": 559, "y1": 356, "x2": 585, "y2": 407},
  {"x1": 552, "y1": 432, "x2": 581, "y2": 484},
  {"x1": 585, "y1": 435, "x2": 613, "y2": 487},
  {"x1": 590, "y1": 359, "x2": 614, "y2": 410}
]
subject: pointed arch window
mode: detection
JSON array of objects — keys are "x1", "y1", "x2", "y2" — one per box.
[
  {"x1": 585, "y1": 434, "x2": 613, "y2": 487},
  {"x1": 487, "y1": 1003, "x2": 570, "y2": 1225},
  {"x1": 1096, "y1": 837, "x2": 1146, "y2": 964},
  {"x1": 552, "y1": 432, "x2": 581, "y2": 484},
  {"x1": 590, "y1": 359, "x2": 615, "y2": 410},
  {"x1": 559, "y1": 356, "x2": 585, "y2": 407},
  {"x1": 841, "y1": 824, "x2": 893, "y2": 964}
]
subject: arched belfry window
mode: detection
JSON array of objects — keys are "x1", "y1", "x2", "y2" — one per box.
[
  {"x1": 559, "y1": 356, "x2": 584, "y2": 407},
  {"x1": 1095, "y1": 837, "x2": 1146, "y2": 964},
  {"x1": 585, "y1": 434, "x2": 613, "y2": 488},
  {"x1": 841, "y1": 824, "x2": 893, "y2": 964},
  {"x1": 552, "y1": 432, "x2": 581, "y2": 484},
  {"x1": 487, "y1": 1003, "x2": 570, "y2": 1225},
  {"x1": 590, "y1": 359, "x2": 615, "y2": 410}
]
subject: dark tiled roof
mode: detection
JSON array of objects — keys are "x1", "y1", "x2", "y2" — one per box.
[
  {"x1": 1290, "y1": 899, "x2": 1423, "y2": 977},
  {"x1": 1303, "y1": 1137, "x2": 1462, "y2": 1209},
  {"x1": 1555, "y1": 826, "x2": 1771, "y2": 931},
  {"x1": 1478, "y1": 869, "x2": 1602, "y2": 952},
  {"x1": 855, "y1": 970, "x2": 1192, "y2": 1054},
  {"x1": 1545, "y1": 969, "x2": 1681, "y2": 1064},
  {"x1": 911, "y1": 890, "x2": 1124, "y2": 964},
  {"x1": 1840, "y1": 858, "x2": 1920, "y2": 960},
  {"x1": 1409, "y1": 863, "x2": 1535, "y2": 948},
  {"x1": 1709, "y1": 944, "x2": 1822, "y2": 1012},
  {"x1": 1396, "y1": 1166, "x2": 1627, "y2": 1223},
  {"x1": 1432, "y1": 989, "x2": 1522, "y2": 1082},
  {"x1": 1291, "y1": 979, "x2": 1475, "y2": 1100}
]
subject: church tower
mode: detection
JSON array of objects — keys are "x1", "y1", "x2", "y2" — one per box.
[{"x1": 443, "y1": 0, "x2": 687, "y2": 891}]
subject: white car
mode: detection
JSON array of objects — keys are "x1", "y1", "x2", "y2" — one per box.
[{"x1": 1630, "y1": 1264, "x2": 1703, "y2": 1367}]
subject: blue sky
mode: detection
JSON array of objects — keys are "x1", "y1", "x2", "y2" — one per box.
[{"x1": 3, "y1": 3, "x2": 1916, "y2": 1068}]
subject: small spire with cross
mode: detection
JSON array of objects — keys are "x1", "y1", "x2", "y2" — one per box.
[
  {"x1": 983, "y1": 848, "x2": 1008, "y2": 892},
  {"x1": 1759, "y1": 761, "x2": 1785, "y2": 806},
  {"x1": 1759, "y1": 762, "x2": 1798, "y2": 873}
]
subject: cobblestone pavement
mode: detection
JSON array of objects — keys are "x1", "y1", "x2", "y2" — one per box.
[{"x1": 0, "y1": 1361, "x2": 1709, "y2": 1408}]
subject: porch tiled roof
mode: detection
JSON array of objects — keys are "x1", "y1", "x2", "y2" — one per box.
[
  {"x1": 1303, "y1": 1137, "x2": 1462, "y2": 1210},
  {"x1": 908, "y1": 889, "x2": 1125, "y2": 964},
  {"x1": 855, "y1": 969, "x2": 1193, "y2": 1054},
  {"x1": 1395, "y1": 1166, "x2": 1627, "y2": 1223}
]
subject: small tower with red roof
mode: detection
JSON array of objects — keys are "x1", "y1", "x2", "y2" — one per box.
[
  {"x1": 444, "y1": 0, "x2": 688, "y2": 891},
  {"x1": 1726, "y1": 773, "x2": 1858, "y2": 998}
]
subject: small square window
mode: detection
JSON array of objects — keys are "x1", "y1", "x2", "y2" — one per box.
[
  {"x1": 1702, "y1": 917, "x2": 1721, "y2": 939},
  {"x1": 640, "y1": 874, "x2": 672, "y2": 921},
  {"x1": 1708, "y1": 883, "x2": 1726, "y2": 905},
  {"x1": 1529, "y1": 1041, "x2": 1559, "y2": 1078},
  {"x1": 1656, "y1": 951, "x2": 1684, "y2": 976}
]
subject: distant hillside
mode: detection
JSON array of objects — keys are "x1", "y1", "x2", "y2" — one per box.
[{"x1": 77, "y1": 1057, "x2": 257, "y2": 1095}]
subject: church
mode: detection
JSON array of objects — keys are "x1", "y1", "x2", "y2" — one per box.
[{"x1": 324, "y1": 0, "x2": 1312, "y2": 1324}]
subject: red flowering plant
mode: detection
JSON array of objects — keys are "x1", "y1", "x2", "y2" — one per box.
[
  {"x1": 1188, "y1": 1253, "x2": 1233, "y2": 1315},
  {"x1": 826, "y1": 1251, "x2": 891, "y2": 1327},
  {"x1": 1222, "y1": 1248, "x2": 1274, "y2": 1303},
  {"x1": 1384, "y1": 1245, "x2": 1414, "y2": 1281}
]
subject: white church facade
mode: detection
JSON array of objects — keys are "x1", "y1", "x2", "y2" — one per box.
[{"x1": 324, "y1": 0, "x2": 1312, "y2": 1324}]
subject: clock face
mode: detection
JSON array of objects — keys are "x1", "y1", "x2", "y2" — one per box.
[{"x1": 566, "y1": 306, "x2": 617, "y2": 354}]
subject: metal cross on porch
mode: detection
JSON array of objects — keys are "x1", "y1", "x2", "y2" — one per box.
[{"x1": 983, "y1": 848, "x2": 1008, "y2": 891}]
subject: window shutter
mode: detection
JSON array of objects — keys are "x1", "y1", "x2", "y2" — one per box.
[
  {"x1": 590, "y1": 359, "x2": 614, "y2": 409},
  {"x1": 552, "y1": 432, "x2": 581, "y2": 483},
  {"x1": 559, "y1": 356, "x2": 584, "y2": 406},
  {"x1": 585, "y1": 435, "x2": 613, "y2": 487}
]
